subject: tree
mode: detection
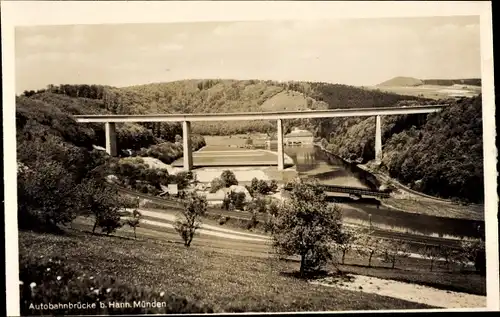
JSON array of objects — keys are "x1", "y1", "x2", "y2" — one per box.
[
  {"x1": 76, "y1": 179, "x2": 124, "y2": 235},
  {"x1": 459, "y1": 239, "x2": 486, "y2": 275},
  {"x1": 245, "y1": 138, "x2": 253, "y2": 148},
  {"x1": 246, "y1": 197, "x2": 268, "y2": 214},
  {"x1": 438, "y1": 245, "x2": 456, "y2": 271},
  {"x1": 17, "y1": 160, "x2": 79, "y2": 231},
  {"x1": 271, "y1": 180, "x2": 343, "y2": 277},
  {"x1": 175, "y1": 134, "x2": 182, "y2": 143},
  {"x1": 421, "y1": 245, "x2": 441, "y2": 271},
  {"x1": 127, "y1": 209, "x2": 142, "y2": 239},
  {"x1": 174, "y1": 192, "x2": 208, "y2": 247},
  {"x1": 382, "y1": 240, "x2": 410, "y2": 269},
  {"x1": 268, "y1": 180, "x2": 278, "y2": 193},
  {"x1": 220, "y1": 170, "x2": 238, "y2": 187},
  {"x1": 209, "y1": 177, "x2": 225, "y2": 193},
  {"x1": 356, "y1": 231, "x2": 383, "y2": 267},
  {"x1": 336, "y1": 228, "x2": 358, "y2": 265}
]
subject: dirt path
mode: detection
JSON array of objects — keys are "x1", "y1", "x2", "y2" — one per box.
[{"x1": 311, "y1": 274, "x2": 486, "y2": 308}]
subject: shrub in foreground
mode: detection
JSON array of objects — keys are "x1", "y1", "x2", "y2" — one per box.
[{"x1": 19, "y1": 256, "x2": 214, "y2": 315}]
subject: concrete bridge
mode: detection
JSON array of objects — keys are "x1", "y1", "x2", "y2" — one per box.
[{"x1": 74, "y1": 105, "x2": 445, "y2": 171}]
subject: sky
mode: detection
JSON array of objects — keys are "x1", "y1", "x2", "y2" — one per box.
[{"x1": 15, "y1": 16, "x2": 481, "y2": 94}]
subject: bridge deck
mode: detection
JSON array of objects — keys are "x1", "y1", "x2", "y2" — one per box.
[{"x1": 73, "y1": 105, "x2": 446, "y2": 123}]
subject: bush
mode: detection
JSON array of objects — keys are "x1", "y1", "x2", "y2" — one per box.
[
  {"x1": 174, "y1": 171, "x2": 194, "y2": 190},
  {"x1": 19, "y1": 256, "x2": 214, "y2": 315},
  {"x1": 249, "y1": 178, "x2": 278, "y2": 196},
  {"x1": 218, "y1": 215, "x2": 230, "y2": 225},
  {"x1": 137, "y1": 142, "x2": 183, "y2": 165},
  {"x1": 268, "y1": 180, "x2": 278, "y2": 193},
  {"x1": 245, "y1": 197, "x2": 268, "y2": 214},
  {"x1": 209, "y1": 177, "x2": 225, "y2": 193},
  {"x1": 17, "y1": 160, "x2": 80, "y2": 231},
  {"x1": 220, "y1": 170, "x2": 238, "y2": 187},
  {"x1": 223, "y1": 191, "x2": 246, "y2": 211}
]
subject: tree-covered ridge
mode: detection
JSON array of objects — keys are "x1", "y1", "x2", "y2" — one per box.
[
  {"x1": 382, "y1": 96, "x2": 483, "y2": 203},
  {"x1": 323, "y1": 96, "x2": 483, "y2": 203},
  {"x1": 117, "y1": 80, "x2": 427, "y2": 135}
]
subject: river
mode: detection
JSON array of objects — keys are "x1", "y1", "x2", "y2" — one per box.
[{"x1": 283, "y1": 145, "x2": 484, "y2": 240}]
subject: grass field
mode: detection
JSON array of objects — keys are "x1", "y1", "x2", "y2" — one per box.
[
  {"x1": 19, "y1": 229, "x2": 437, "y2": 314},
  {"x1": 77, "y1": 209, "x2": 486, "y2": 296}
]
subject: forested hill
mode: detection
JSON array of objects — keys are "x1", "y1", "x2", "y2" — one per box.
[
  {"x1": 22, "y1": 80, "x2": 428, "y2": 135},
  {"x1": 323, "y1": 95, "x2": 484, "y2": 203}
]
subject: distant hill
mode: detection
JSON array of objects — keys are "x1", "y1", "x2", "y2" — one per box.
[
  {"x1": 378, "y1": 76, "x2": 481, "y2": 87},
  {"x1": 378, "y1": 77, "x2": 424, "y2": 87}
]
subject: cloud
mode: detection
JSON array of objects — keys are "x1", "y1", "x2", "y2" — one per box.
[
  {"x1": 173, "y1": 32, "x2": 189, "y2": 41},
  {"x1": 158, "y1": 43, "x2": 184, "y2": 51},
  {"x1": 20, "y1": 33, "x2": 62, "y2": 47},
  {"x1": 429, "y1": 23, "x2": 464, "y2": 37}
]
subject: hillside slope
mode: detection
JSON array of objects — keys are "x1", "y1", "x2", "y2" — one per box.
[
  {"x1": 323, "y1": 96, "x2": 483, "y2": 203},
  {"x1": 115, "y1": 79, "x2": 427, "y2": 135}
]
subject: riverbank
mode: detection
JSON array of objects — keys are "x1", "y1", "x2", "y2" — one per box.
[{"x1": 316, "y1": 144, "x2": 484, "y2": 222}]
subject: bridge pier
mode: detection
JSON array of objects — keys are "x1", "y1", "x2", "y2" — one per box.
[
  {"x1": 375, "y1": 115, "x2": 382, "y2": 162},
  {"x1": 105, "y1": 122, "x2": 117, "y2": 156},
  {"x1": 182, "y1": 121, "x2": 193, "y2": 171},
  {"x1": 277, "y1": 119, "x2": 284, "y2": 170}
]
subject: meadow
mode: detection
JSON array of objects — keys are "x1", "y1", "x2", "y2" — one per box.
[{"x1": 20, "y1": 228, "x2": 437, "y2": 315}]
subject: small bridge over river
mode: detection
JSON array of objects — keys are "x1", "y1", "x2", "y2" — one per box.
[{"x1": 284, "y1": 184, "x2": 391, "y2": 199}]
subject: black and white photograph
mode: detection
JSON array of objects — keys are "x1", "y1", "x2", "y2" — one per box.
[{"x1": 2, "y1": 1, "x2": 498, "y2": 316}]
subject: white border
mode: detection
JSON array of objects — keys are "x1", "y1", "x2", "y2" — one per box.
[{"x1": 2, "y1": 1, "x2": 497, "y2": 316}]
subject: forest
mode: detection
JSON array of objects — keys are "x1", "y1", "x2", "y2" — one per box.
[
  {"x1": 19, "y1": 80, "x2": 483, "y2": 204},
  {"x1": 323, "y1": 96, "x2": 483, "y2": 203},
  {"x1": 16, "y1": 93, "x2": 205, "y2": 231}
]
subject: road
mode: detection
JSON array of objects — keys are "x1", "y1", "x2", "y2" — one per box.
[{"x1": 117, "y1": 186, "x2": 471, "y2": 249}]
